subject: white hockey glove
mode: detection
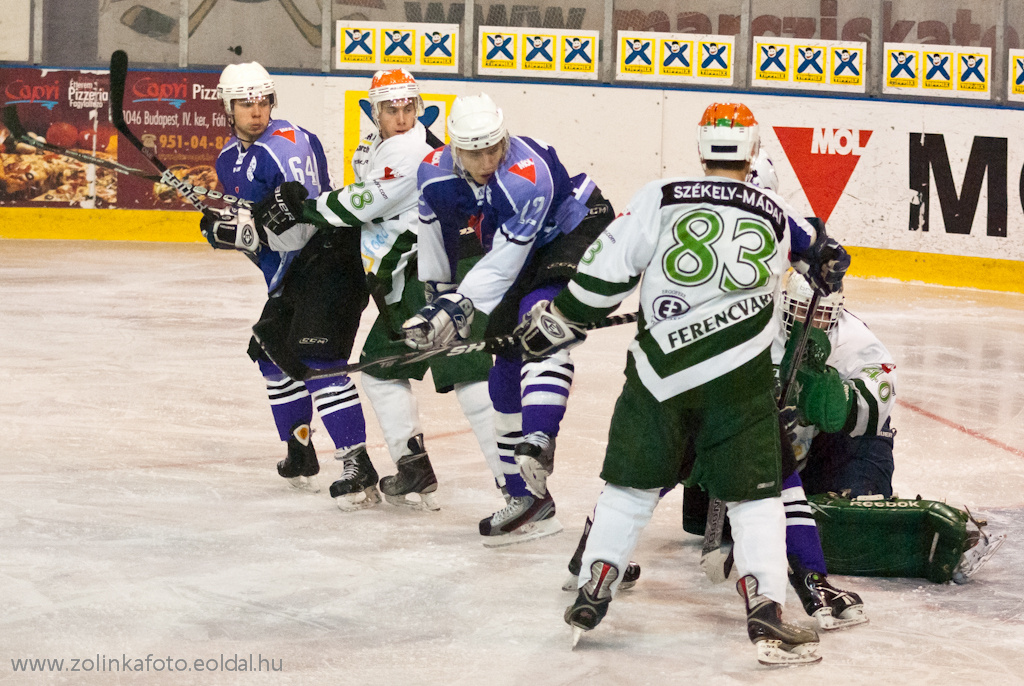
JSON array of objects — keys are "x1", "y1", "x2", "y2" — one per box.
[
  {"x1": 424, "y1": 281, "x2": 458, "y2": 305},
  {"x1": 700, "y1": 541, "x2": 735, "y2": 584},
  {"x1": 199, "y1": 207, "x2": 262, "y2": 254},
  {"x1": 514, "y1": 300, "x2": 587, "y2": 359},
  {"x1": 253, "y1": 181, "x2": 309, "y2": 237},
  {"x1": 402, "y1": 293, "x2": 475, "y2": 350}
]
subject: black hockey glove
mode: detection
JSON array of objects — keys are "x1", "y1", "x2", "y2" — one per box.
[
  {"x1": 514, "y1": 300, "x2": 587, "y2": 359},
  {"x1": 253, "y1": 181, "x2": 309, "y2": 236},
  {"x1": 199, "y1": 207, "x2": 263, "y2": 254},
  {"x1": 799, "y1": 232, "x2": 850, "y2": 295}
]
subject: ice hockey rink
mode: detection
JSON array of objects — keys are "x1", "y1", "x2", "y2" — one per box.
[{"x1": 2, "y1": 239, "x2": 1022, "y2": 685}]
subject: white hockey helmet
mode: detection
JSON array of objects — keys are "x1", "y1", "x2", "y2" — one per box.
[
  {"x1": 447, "y1": 93, "x2": 507, "y2": 151},
  {"x1": 368, "y1": 68, "x2": 424, "y2": 125},
  {"x1": 697, "y1": 102, "x2": 760, "y2": 168},
  {"x1": 216, "y1": 62, "x2": 277, "y2": 115},
  {"x1": 781, "y1": 271, "x2": 844, "y2": 336},
  {"x1": 746, "y1": 148, "x2": 779, "y2": 193}
]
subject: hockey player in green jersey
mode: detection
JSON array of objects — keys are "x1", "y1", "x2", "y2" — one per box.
[{"x1": 516, "y1": 102, "x2": 850, "y2": 664}]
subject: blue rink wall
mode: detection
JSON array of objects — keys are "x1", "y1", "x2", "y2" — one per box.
[{"x1": 3, "y1": 71, "x2": 1023, "y2": 293}]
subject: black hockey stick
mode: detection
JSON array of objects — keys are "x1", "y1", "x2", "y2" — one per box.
[
  {"x1": 109, "y1": 50, "x2": 220, "y2": 213},
  {"x1": 300, "y1": 311, "x2": 639, "y2": 381},
  {"x1": 3, "y1": 105, "x2": 156, "y2": 178},
  {"x1": 700, "y1": 274, "x2": 825, "y2": 579}
]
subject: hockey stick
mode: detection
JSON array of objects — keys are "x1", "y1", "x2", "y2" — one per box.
[
  {"x1": 700, "y1": 275, "x2": 825, "y2": 579},
  {"x1": 300, "y1": 311, "x2": 639, "y2": 381},
  {"x1": 3, "y1": 105, "x2": 156, "y2": 179},
  {"x1": 109, "y1": 50, "x2": 217, "y2": 213}
]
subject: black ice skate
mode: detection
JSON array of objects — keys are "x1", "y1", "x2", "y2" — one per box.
[
  {"x1": 329, "y1": 445, "x2": 380, "y2": 511},
  {"x1": 562, "y1": 516, "x2": 641, "y2": 591},
  {"x1": 789, "y1": 558, "x2": 868, "y2": 630},
  {"x1": 737, "y1": 574, "x2": 821, "y2": 666},
  {"x1": 565, "y1": 560, "x2": 619, "y2": 649},
  {"x1": 479, "y1": 491, "x2": 562, "y2": 548},
  {"x1": 514, "y1": 431, "x2": 555, "y2": 497},
  {"x1": 378, "y1": 435, "x2": 439, "y2": 511},
  {"x1": 277, "y1": 423, "x2": 320, "y2": 492}
]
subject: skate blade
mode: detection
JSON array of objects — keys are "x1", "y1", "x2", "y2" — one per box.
[
  {"x1": 286, "y1": 474, "x2": 321, "y2": 494},
  {"x1": 334, "y1": 486, "x2": 381, "y2": 512},
  {"x1": 953, "y1": 533, "x2": 1006, "y2": 583},
  {"x1": 816, "y1": 606, "x2": 869, "y2": 631},
  {"x1": 756, "y1": 639, "x2": 822, "y2": 666},
  {"x1": 571, "y1": 626, "x2": 584, "y2": 649},
  {"x1": 383, "y1": 490, "x2": 440, "y2": 512},
  {"x1": 482, "y1": 516, "x2": 563, "y2": 548},
  {"x1": 516, "y1": 456, "x2": 550, "y2": 497}
]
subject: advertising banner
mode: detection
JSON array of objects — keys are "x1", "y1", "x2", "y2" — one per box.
[
  {"x1": 1008, "y1": 49, "x2": 1024, "y2": 103},
  {"x1": 478, "y1": 27, "x2": 599, "y2": 80},
  {"x1": 335, "y1": 21, "x2": 459, "y2": 74},
  {"x1": 883, "y1": 42, "x2": 991, "y2": 100},
  {"x1": 615, "y1": 32, "x2": 734, "y2": 86},
  {"x1": 1, "y1": 66, "x2": 224, "y2": 210},
  {"x1": 751, "y1": 36, "x2": 866, "y2": 93}
]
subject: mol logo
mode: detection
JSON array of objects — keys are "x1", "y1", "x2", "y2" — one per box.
[{"x1": 775, "y1": 126, "x2": 873, "y2": 222}]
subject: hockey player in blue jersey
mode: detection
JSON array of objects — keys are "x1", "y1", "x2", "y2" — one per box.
[
  {"x1": 403, "y1": 93, "x2": 615, "y2": 545},
  {"x1": 199, "y1": 62, "x2": 370, "y2": 494}
]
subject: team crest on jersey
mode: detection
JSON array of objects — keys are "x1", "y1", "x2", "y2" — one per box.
[
  {"x1": 246, "y1": 156, "x2": 257, "y2": 181},
  {"x1": 508, "y1": 158, "x2": 536, "y2": 184},
  {"x1": 273, "y1": 127, "x2": 297, "y2": 144}
]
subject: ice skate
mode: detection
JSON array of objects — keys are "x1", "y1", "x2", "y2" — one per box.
[
  {"x1": 737, "y1": 575, "x2": 821, "y2": 666},
  {"x1": 479, "y1": 491, "x2": 562, "y2": 547},
  {"x1": 565, "y1": 560, "x2": 618, "y2": 649},
  {"x1": 277, "y1": 423, "x2": 320, "y2": 492},
  {"x1": 952, "y1": 511, "x2": 1006, "y2": 583},
  {"x1": 562, "y1": 517, "x2": 641, "y2": 591},
  {"x1": 789, "y1": 562, "x2": 867, "y2": 630},
  {"x1": 514, "y1": 431, "x2": 555, "y2": 497},
  {"x1": 378, "y1": 434, "x2": 439, "y2": 512},
  {"x1": 328, "y1": 445, "x2": 380, "y2": 511}
]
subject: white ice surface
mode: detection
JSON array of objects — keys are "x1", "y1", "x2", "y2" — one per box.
[{"x1": 1, "y1": 240, "x2": 1022, "y2": 685}]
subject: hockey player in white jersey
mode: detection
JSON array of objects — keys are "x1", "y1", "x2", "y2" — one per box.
[
  {"x1": 517, "y1": 103, "x2": 850, "y2": 664},
  {"x1": 245, "y1": 69, "x2": 504, "y2": 512}
]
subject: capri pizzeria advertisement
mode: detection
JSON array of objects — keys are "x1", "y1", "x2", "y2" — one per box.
[{"x1": 0, "y1": 66, "x2": 223, "y2": 210}]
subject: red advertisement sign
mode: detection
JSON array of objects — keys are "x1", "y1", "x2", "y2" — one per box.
[{"x1": 1, "y1": 66, "x2": 225, "y2": 210}]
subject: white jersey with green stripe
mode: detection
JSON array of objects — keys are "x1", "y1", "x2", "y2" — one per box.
[
  {"x1": 555, "y1": 174, "x2": 817, "y2": 402},
  {"x1": 308, "y1": 122, "x2": 434, "y2": 304}
]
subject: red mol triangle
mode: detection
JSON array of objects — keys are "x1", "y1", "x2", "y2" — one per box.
[{"x1": 773, "y1": 127, "x2": 871, "y2": 223}]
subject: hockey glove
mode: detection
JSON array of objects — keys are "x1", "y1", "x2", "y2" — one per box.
[
  {"x1": 199, "y1": 207, "x2": 263, "y2": 254},
  {"x1": 514, "y1": 300, "x2": 588, "y2": 359},
  {"x1": 796, "y1": 366, "x2": 853, "y2": 433},
  {"x1": 424, "y1": 281, "x2": 458, "y2": 305},
  {"x1": 254, "y1": 181, "x2": 309, "y2": 236},
  {"x1": 796, "y1": 232, "x2": 850, "y2": 295},
  {"x1": 402, "y1": 293, "x2": 474, "y2": 350},
  {"x1": 780, "y1": 321, "x2": 832, "y2": 382}
]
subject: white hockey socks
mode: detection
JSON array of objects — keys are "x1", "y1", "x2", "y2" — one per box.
[
  {"x1": 360, "y1": 374, "x2": 423, "y2": 465},
  {"x1": 579, "y1": 484, "x2": 660, "y2": 595},
  {"x1": 727, "y1": 497, "x2": 789, "y2": 604},
  {"x1": 454, "y1": 381, "x2": 503, "y2": 484}
]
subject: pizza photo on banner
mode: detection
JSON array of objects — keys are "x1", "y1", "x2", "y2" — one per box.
[
  {"x1": 0, "y1": 65, "x2": 224, "y2": 210},
  {"x1": 0, "y1": 67, "x2": 117, "y2": 208}
]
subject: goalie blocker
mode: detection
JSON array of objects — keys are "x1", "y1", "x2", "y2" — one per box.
[{"x1": 809, "y1": 493, "x2": 1004, "y2": 584}]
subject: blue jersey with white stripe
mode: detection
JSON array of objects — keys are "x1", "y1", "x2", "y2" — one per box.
[
  {"x1": 416, "y1": 136, "x2": 594, "y2": 313},
  {"x1": 215, "y1": 119, "x2": 331, "y2": 291}
]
